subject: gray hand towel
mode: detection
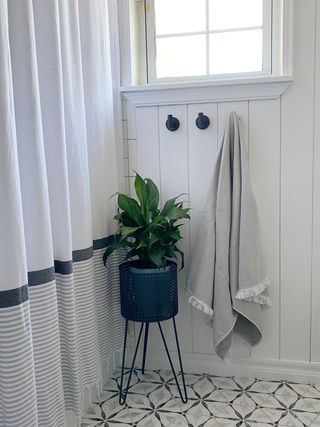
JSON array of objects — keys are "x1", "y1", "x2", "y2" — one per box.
[{"x1": 186, "y1": 111, "x2": 271, "y2": 359}]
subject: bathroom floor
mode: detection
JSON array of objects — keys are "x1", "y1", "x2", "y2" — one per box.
[{"x1": 81, "y1": 369, "x2": 320, "y2": 426}]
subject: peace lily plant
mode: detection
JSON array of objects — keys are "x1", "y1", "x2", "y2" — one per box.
[{"x1": 103, "y1": 173, "x2": 190, "y2": 270}]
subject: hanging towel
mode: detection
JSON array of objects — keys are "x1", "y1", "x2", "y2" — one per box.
[{"x1": 186, "y1": 111, "x2": 271, "y2": 359}]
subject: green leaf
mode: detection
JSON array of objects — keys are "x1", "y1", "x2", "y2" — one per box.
[
  {"x1": 120, "y1": 226, "x2": 141, "y2": 239},
  {"x1": 173, "y1": 245, "x2": 185, "y2": 270},
  {"x1": 134, "y1": 173, "x2": 149, "y2": 219},
  {"x1": 145, "y1": 178, "x2": 159, "y2": 212},
  {"x1": 166, "y1": 206, "x2": 190, "y2": 221},
  {"x1": 120, "y1": 212, "x2": 138, "y2": 227},
  {"x1": 125, "y1": 248, "x2": 139, "y2": 260},
  {"x1": 165, "y1": 246, "x2": 178, "y2": 260},
  {"x1": 166, "y1": 229, "x2": 181, "y2": 241},
  {"x1": 118, "y1": 193, "x2": 144, "y2": 225},
  {"x1": 104, "y1": 174, "x2": 190, "y2": 271},
  {"x1": 161, "y1": 194, "x2": 186, "y2": 217},
  {"x1": 148, "y1": 245, "x2": 165, "y2": 268},
  {"x1": 103, "y1": 240, "x2": 125, "y2": 266}
]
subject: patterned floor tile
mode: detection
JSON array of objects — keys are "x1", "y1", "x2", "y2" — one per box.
[
  {"x1": 202, "y1": 418, "x2": 238, "y2": 427},
  {"x1": 292, "y1": 398, "x2": 320, "y2": 413},
  {"x1": 107, "y1": 424, "x2": 133, "y2": 427},
  {"x1": 149, "y1": 385, "x2": 172, "y2": 409},
  {"x1": 210, "y1": 376, "x2": 242, "y2": 391},
  {"x1": 232, "y1": 376, "x2": 256, "y2": 390},
  {"x1": 127, "y1": 408, "x2": 151, "y2": 424},
  {"x1": 170, "y1": 384, "x2": 198, "y2": 400},
  {"x1": 192, "y1": 376, "x2": 216, "y2": 398},
  {"x1": 158, "y1": 412, "x2": 188, "y2": 426},
  {"x1": 311, "y1": 415, "x2": 320, "y2": 426},
  {"x1": 293, "y1": 411, "x2": 319, "y2": 426},
  {"x1": 185, "y1": 412, "x2": 210, "y2": 427},
  {"x1": 249, "y1": 392, "x2": 283, "y2": 409},
  {"x1": 81, "y1": 369, "x2": 320, "y2": 427},
  {"x1": 246, "y1": 408, "x2": 278, "y2": 424},
  {"x1": 137, "y1": 412, "x2": 162, "y2": 426},
  {"x1": 278, "y1": 412, "x2": 307, "y2": 426},
  {"x1": 275, "y1": 384, "x2": 300, "y2": 408},
  {"x1": 207, "y1": 389, "x2": 240, "y2": 403},
  {"x1": 302, "y1": 386, "x2": 320, "y2": 400},
  {"x1": 232, "y1": 393, "x2": 256, "y2": 418},
  {"x1": 249, "y1": 380, "x2": 281, "y2": 394},
  {"x1": 260, "y1": 408, "x2": 287, "y2": 423},
  {"x1": 136, "y1": 370, "x2": 163, "y2": 384},
  {"x1": 126, "y1": 392, "x2": 151, "y2": 410},
  {"x1": 104, "y1": 378, "x2": 120, "y2": 392},
  {"x1": 205, "y1": 401, "x2": 239, "y2": 419}
]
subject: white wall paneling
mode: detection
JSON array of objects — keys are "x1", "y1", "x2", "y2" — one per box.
[
  {"x1": 122, "y1": 0, "x2": 320, "y2": 379},
  {"x1": 154, "y1": 105, "x2": 192, "y2": 353},
  {"x1": 127, "y1": 100, "x2": 136, "y2": 140},
  {"x1": 188, "y1": 103, "x2": 218, "y2": 355},
  {"x1": 249, "y1": 99, "x2": 281, "y2": 360},
  {"x1": 135, "y1": 106, "x2": 160, "y2": 185},
  {"x1": 311, "y1": 0, "x2": 320, "y2": 363},
  {"x1": 280, "y1": 0, "x2": 316, "y2": 362}
]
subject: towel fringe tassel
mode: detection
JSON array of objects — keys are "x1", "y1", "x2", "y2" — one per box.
[
  {"x1": 235, "y1": 278, "x2": 272, "y2": 306},
  {"x1": 186, "y1": 290, "x2": 214, "y2": 317}
]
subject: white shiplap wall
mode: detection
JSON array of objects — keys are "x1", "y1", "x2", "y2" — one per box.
[{"x1": 120, "y1": 0, "x2": 320, "y2": 381}]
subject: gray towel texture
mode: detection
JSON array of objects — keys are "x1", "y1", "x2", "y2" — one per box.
[{"x1": 186, "y1": 111, "x2": 271, "y2": 359}]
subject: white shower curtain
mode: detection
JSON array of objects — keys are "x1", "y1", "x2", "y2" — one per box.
[{"x1": 0, "y1": 1, "x2": 123, "y2": 426}]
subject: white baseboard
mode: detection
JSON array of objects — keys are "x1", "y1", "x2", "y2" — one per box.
[{"x1": 126, "y1": 349, "x2": 320, "y2": 384}]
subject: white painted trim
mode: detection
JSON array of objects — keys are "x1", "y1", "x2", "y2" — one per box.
[
  {"x1": 262, "y1": 0, "x2": 272, "y2": 74},
  {"x1": 120, "y1": 75, "x2": 293, "y2": 106},
  {"x1": 282, "y1": 0, "x2": 294, "y2": 75},
  {"x1": 118, "y1": 0, "x2": 132, "y2": 86},
  {"x1": 128, "y1": 349, "x2": 320, "y2": 384}
]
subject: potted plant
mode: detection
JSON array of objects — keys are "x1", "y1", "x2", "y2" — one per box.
[
  {"x1": 103, "y1": 172, "x2": 190, "y2": 323},
  {"x1": 103, "y1": 173, "x2": 190, "y2": 404}
]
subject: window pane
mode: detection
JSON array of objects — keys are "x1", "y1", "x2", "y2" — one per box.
[
  {"x1": 154, "y1": 0, "x2": 206, "y2": 35},
  {"x1": 156, "y1": 35, "x2": 206, "y2": 78},
  {"x1": 209, "y1": 29, "x2": 262, "y2": 74},
  {"x1": 209, "y1": 0, "x2": 263, "y2": 30}
]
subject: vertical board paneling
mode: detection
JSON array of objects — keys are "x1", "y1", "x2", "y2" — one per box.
[
  {"x1": 311, "y1": 1, "x2": 320, "y2": 362},
  {"x1": 127, "y1": 101, "x2": 136, "y2": 139},
  {"x1": 128, "y1": 139, "x2": 137, "y2": 176},
  {"x1": 127, "y1": 0, "x2": 319, "y2": 366},
  {"x1": 249, "y1": 99, "x2": 280, "y2": 360},
  {"x1": 280, "y1": 0, "x2": 316, "y2": 361},
  {"x1": 147, "y1": 105, "x2": 193, "y2": 354},
  {"x1": 135, "y1": 106, "x2": 160, "y2": 185},
  {"x1": 188, "y1": 103, "x2": 218, "y2": 354}
]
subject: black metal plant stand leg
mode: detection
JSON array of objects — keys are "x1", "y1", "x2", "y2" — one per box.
[
  {"x1": 118, "y1": 317, "x2": 188, "y2": 405},
  {"x1": 158, "y1": 318, "x2": 188, "y2": 404},
  {"x1": 141, "y1": 322, "x2": 149, "y2": 374},
  {"x1": 119, "y1": 320, "x2": 144, "y2": 405}
]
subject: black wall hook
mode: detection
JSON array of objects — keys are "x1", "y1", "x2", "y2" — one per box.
[
  {"x1": 166, "y1": 114, "x2": 180, "y2": 132},
  {"x1": 196, "y1": 112, "x2": 210, "y2": 130}
]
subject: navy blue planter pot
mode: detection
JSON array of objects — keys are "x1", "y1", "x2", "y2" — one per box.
[{"x1": 118, "y1": 261, "x2": 188, "y2": 405}]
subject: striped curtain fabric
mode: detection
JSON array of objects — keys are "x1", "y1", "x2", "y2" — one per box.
[{"x1": 0, "y1": 1, "x2": 123, "y2": 426}]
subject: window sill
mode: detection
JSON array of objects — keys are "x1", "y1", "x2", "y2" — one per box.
[{"x1": 120, "y1": 75, "x2": 293, "y2": 106}]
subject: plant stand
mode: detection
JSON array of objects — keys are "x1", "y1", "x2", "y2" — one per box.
[{"x1": 118, "y1": 261, "x2": 188, "y2": 405}]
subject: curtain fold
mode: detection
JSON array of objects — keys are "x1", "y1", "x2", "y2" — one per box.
[{"x1": 0, "y1": 1, "x2": 122, "y2": 426}]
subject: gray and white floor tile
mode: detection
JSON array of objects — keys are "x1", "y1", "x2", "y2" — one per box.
[{"x1": 81, "y1": 369, "x2": 320, "y2": 426}]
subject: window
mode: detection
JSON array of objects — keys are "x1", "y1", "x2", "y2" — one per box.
[
  {"x1": 146, "y1": 0, "x2": 272, "y2": 81},
  {"x1": 118, "y1": 0, "x2": 292, "y2": 86}
]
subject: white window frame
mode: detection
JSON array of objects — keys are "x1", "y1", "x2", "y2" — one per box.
[
  {"x1": 118, "y1": 0, "x2": 293, "y2": 88},
  {"x1": 145, "y1": 0, "x2": 273, "y2": 83}
]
